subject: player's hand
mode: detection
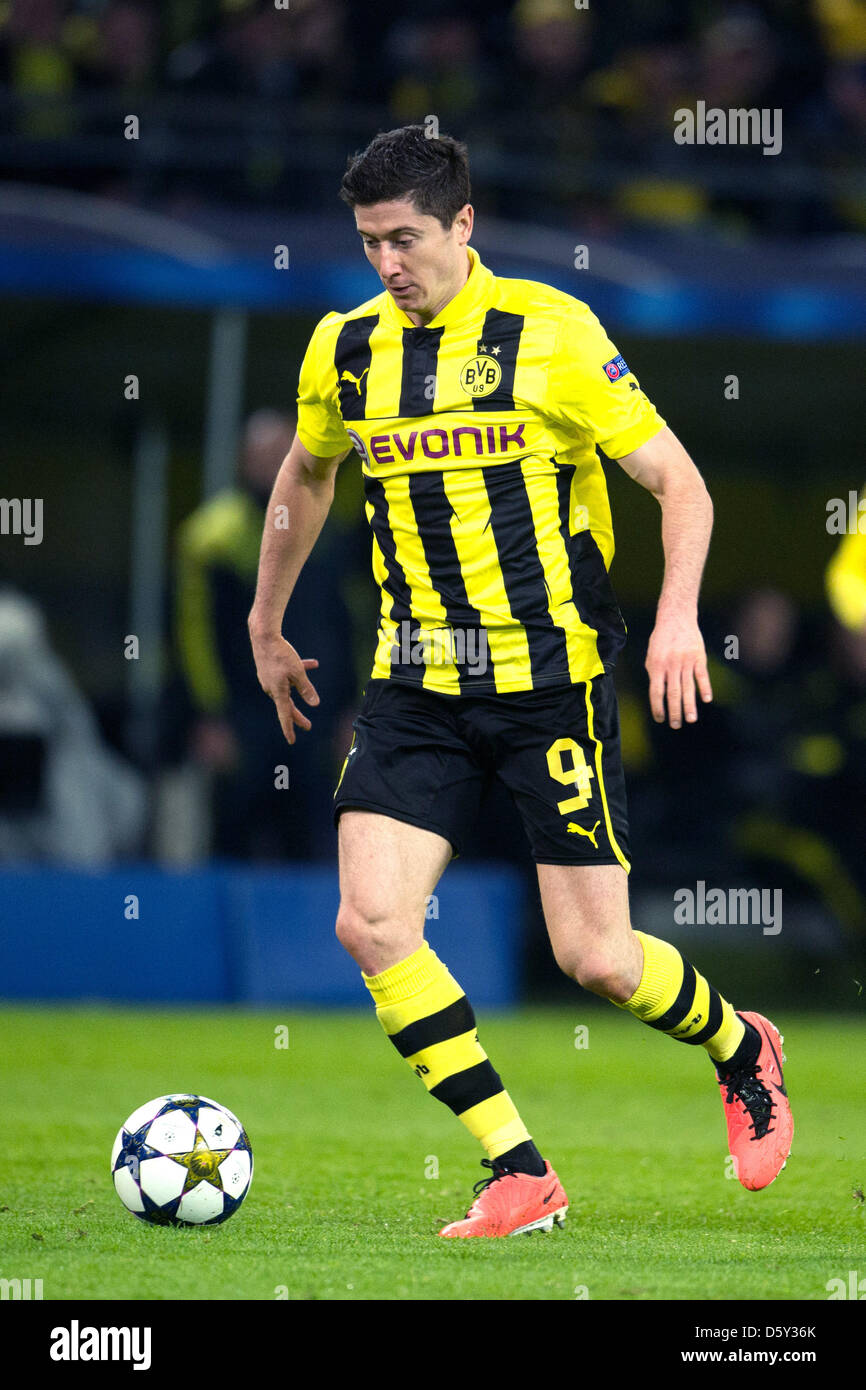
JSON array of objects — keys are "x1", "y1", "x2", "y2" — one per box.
[
  {"x1": 645, "y1": 612, "x2": 712, "y2": 729},
  {"x1": 249, "y1": 630, "x2": 320, "y2": 745}
]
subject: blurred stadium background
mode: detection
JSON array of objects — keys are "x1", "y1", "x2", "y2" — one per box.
[{"x1": 1, "y1": 0, "x2": 866, "y2": 1014}]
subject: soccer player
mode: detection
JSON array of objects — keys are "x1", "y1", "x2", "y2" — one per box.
[{"x1": 248, "y1": 126, "x2": 793, "y2": 1237}]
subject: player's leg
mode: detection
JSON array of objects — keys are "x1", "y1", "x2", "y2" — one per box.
[
  {"x1": 537, "y1": 859, "x2": 641, "y2": 1000},
  {"x1": 335, "y1": 808, "x2": 566, "y2": 1235},
  {"x1": 335, "y1": 808, "x2": 441, "y2": 975},
  {"x1": 332, "y1": 681, "x2": 566, "y2": 1233},
  {"x1": 539, "y1": 859, "x2": 749, "y2": 1054},
  {"x1": 336, "y1": 807, "x2": 538, "y2": 1162},
  {"x1": 492, "y1": 674, "x2": 792, "y2": 1190},
  {"x1": 538, "y1": 861, "x2": 753, "y2": 1077},
  {"x1": 538, "y1": 860, "x2": 792, "y2": 1189}
]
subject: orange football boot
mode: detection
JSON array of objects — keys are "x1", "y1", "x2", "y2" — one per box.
[
  {"x1": 439, "y1": 1158, "x2": 568, "y2": 1238},
  {"x1": 717, "y1": 1011, "x2": 793, "y2": 1191}
]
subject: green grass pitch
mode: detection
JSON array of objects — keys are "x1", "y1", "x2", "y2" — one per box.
[{"x1": 0, "y1": 1005, "x2": 863, "y2": 1301}]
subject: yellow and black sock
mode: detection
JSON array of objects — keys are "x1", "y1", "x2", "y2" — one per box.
[
  {"x1": 615, "y1": 931, "x2": 760, "y2": 1069},
  {"x1": 363, "y1": 941, "x2": 544, "y2": 1171}
]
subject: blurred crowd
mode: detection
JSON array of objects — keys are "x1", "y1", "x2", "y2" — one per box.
[
  {"x1": 2, "y1": 0, "x2": 866, "y2": 234},
  {"x1": 618, "y1": 580, "x2": 866, "y2": 940}
]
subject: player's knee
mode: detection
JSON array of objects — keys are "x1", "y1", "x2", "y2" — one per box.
[
  {"x1": 562, "y1": 950, "x2": 635, "y2": 1003},
  {"x1": 335, "y1": 900, "x2": 403, "y2": 967},
  {"x1": 335, "y1": 901, "x2": 373, "y2": 957},
  {"x1": 551, "y1": 942, "x2": 582, "y2": 985}
]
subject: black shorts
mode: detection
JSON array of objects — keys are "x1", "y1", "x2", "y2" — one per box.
[{"x1": 333, "y1": 676, "x2": 631, "y2": 869}]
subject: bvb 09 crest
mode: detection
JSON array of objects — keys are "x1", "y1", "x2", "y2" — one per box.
[{"x1": 460, "y1": 354, "x2": 502, "y2": 398}]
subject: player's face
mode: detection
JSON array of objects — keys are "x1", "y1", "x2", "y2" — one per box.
[{"x1": 354, "y1": 198, "x2": 473, "y2": 326}]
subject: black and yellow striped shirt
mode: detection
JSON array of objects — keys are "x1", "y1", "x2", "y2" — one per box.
[{"x1": 296, "y1": 246, "x2": 665, "y2": 694}]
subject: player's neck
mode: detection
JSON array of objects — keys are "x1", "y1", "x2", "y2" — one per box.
[{"x1": 406, "y1": 248, "x2": 471, "y2": 327}]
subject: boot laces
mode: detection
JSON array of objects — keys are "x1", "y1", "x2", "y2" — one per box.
[
  {"x1": 461, "y1": 1158, "x2": 515, "y2": 1216},
  {"x1": 472, "y1": 1157, "x2": 514, "y2": 1197},
  {"x1": 722, "y1": 1063, "x2": 775, "y2": 1140}
]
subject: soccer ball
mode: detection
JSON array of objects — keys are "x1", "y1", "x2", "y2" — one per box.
[{"x1": 111, "y1": 1094, "x2": 253, "y2": 1227}]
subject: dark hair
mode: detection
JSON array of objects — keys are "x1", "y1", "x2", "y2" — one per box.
[{"x1": 339, "y1": 125, "x2": 470, "y2": 229}]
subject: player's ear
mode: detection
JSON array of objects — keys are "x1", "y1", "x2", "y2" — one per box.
[{"x1": 454, "y1": 204, "x2": 473, "y2": 242}]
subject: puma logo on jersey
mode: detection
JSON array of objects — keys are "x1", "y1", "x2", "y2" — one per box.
[
  {"x1": 340, "y1": 367, "x2": 370, "y2": 394},
  {"x1": 566, "y1": 819, "x2": 601, "y2": 848}
]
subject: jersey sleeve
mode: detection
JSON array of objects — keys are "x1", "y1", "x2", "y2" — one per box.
[
  {"x1": 296, "y1": 315, "x2": 354, "y2": 457},
  {"x1": 548, "y1": 303, "x2": 665, "y2": 459}
]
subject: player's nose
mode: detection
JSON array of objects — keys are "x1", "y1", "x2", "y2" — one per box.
[{"x1": 379, "y1": 248, "x2": 402, "y2": 280}]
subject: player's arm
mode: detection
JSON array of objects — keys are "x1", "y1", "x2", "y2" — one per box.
[
  {"x1": 616, "y1": 424, "x2": 714, "y2": 729},
  {"x1": 247, "y1": 432, "x2": 350, "y2": 745}
]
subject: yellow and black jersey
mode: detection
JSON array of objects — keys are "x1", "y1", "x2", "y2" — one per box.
[{"x1": 296, "y1": 246, "x2": 665, "y2": 694}]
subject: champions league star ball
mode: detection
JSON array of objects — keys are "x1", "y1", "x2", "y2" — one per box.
[{"x1": 111, "y1": 1094, "x2": 253, "y2": 1226}]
